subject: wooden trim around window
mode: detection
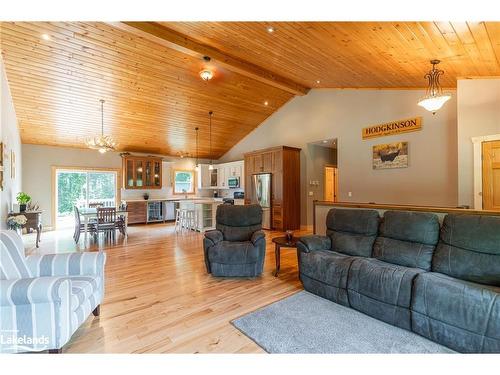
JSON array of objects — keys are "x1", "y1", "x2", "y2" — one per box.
[
  {"x1": 172, "y1": 169, "x2": 196, "y2": 195},
  {"x1": 51, "y1": 166, "x2": 122, "y2": 229}
]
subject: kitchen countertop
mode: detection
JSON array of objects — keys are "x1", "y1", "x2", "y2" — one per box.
[{"x1": 125, "y1": 197, "x2": 225, "y2": 203}]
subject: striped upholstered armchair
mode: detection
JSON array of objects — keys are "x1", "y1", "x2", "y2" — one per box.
[{"x1": 0, "y1": 230, "x2": 106, "y2": 353}]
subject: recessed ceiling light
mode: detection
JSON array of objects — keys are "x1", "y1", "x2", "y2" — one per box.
[
  {"x1": 322, "y1": 140, "x2": 328, "y2": 144},
  {"x1": 316, "y1": 80, "x2": 321, "y2": 84},
  {"x1": 199, "y1": 69, "x2": 214, "y2": 81},
  {"x1": 264, "y1": 101, "x2": 269, "y2": 106},
  {"x1": 266, "y1": 26, "x2": 275, "y2": 33},
  {"x1": 41, "y1": 33, "x2": 51, "y2": 41}
]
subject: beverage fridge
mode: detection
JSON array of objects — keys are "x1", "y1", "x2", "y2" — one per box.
[{"x1": 251, "y1": 173, "x2": 271, "y2": 229}]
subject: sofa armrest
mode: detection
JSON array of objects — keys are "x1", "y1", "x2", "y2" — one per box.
[
  {"x1": 251, "y1": 230, "x2": 266, "y2": 245},
  {"x1": 204, "y1": 230, "x2": 223, "y2": 246},
  {"x1": 297, "y1": 235, "x2": 331, "y2": 253},
  {"x1": 26, "y1": 252, "x2": 106, "y2": 278},
  {"x1": 0, "y1": 277, "x2": 71, "y2": 306}
]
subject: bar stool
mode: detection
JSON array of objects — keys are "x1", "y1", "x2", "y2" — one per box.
[
  {"x1": 174, "y1": 208, "x2": 185, "y2": 233},
  {"x1": 185, "y1": 210, "x2": 197, "y2": 231}
]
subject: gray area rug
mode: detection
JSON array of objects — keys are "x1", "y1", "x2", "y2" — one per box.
[{"x1": 232, "y1": 291, "x2": 454, "y2": 353}]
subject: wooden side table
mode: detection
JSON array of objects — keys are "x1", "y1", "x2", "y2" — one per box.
[
  {"x1": 8, "y1": 211, "x2": 43, "y2": 247},
  {"x1": 272, "y1": 236, "x2": 299, "y2": 277}
]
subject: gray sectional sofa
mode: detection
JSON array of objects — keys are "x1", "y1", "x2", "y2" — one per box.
[{"x1": 297, "y1": 208, "x2": 500, "y2": 353}]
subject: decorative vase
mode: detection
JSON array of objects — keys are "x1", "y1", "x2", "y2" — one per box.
[
  {"x1": 19, "y1": 204, "x2": 26, "y2": 212},
  {"x1": 285, "y1": 230, "x2": 293, "y2": 242},
  {"x1": 143, "y1": 193, "x2": 149, "y2": 201}
]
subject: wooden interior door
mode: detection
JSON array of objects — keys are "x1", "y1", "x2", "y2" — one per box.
[
  {"x1": 324, "y1": 166, "x2": 338, "y2": 202},
  {"x1": 483, "y1": 141, "x2": 500, "y2": 210}
]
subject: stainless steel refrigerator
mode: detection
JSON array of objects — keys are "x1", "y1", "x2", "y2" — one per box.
[{"x1": 251, "y1": 173, "x2": 271, "y2": 229}]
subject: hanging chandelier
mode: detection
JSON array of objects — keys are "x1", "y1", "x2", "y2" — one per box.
[
  {"x1": 85, "y1": 99, "x2": 116, "y2": 154},
  {"x1": 208, "y1": 111, "x2": 214, "y2": 170},
  {"x1": 417, "y1": 60, "x2": 451, "y2": 114}
]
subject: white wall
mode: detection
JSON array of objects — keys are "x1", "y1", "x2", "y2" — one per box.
[
  {"x1": 457, "y1": 78, "x2": 500, "y2": 208},
  {"x1": 0, "y1": 58, "x2": 22, "y2": 229},
  {"x1": 221, "y1": 89, "x2": 458, "y2": 225},
  {"x1": 22, "y1": 144, "x2": 209, "y2": 228}
]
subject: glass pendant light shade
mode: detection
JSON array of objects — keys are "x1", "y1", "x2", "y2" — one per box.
[
  {"x1": 418, "y1": 60, "x2": 451, "y2": 114},
  {"x1": 417, "y1": 94, "x2": 451, "y2": 113},
  {"x1": 86, "y1": 99, "x2": 117, "y2": 153}
]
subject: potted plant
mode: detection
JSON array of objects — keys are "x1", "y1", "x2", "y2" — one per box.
[
  {"x1": 16, "y1": 192, "x2": 31, "y2": 212},
  {"x1": 143, "y1": 193, "x2": 149, "y2": 201}
]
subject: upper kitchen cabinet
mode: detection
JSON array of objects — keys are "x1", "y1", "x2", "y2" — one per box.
[
  {"x1": 197, "y1": 161, "x2": 244, "y2": 189},
  {"x1": 197, "y1": 164, "x2": 219, "y2": 189},
  {"x1": 122, "y1": 155, "x2": 163, "y2": 189}
]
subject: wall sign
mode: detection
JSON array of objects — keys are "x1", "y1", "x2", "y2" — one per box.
[{"x1": 362, "y1": 117, "x2": 422, "y2": 139}]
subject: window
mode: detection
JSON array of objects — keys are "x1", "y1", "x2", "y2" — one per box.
[
  {"x1": 174, "y1": 170, "x2": 195, "y2": 194},
  {"x1": 55, "y1": 168, "x2": 118, "y2": 228}
]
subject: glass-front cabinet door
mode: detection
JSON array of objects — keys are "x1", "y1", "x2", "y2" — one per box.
[
  {"x1": 136, "y1": 160, "x2": 143, "y2": 187},
  {"x1": 153, "y1": 161, "x2": 161, "y2": 187},
  {"x1": 123, "y1": 156, "x2": 162, "y2": 189},
  {"x1": 126, "y1": 159, "x2": 135, "y2": 188},
  {"x1": 145, "y1": 160, "x2": 152, "y2": 187}
]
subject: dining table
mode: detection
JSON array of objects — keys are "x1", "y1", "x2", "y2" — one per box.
[{"x1": 79, "y1": 207, "x2": 129, "y2": 241}]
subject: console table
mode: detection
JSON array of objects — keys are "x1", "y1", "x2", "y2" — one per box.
[{"x1": 8, "y1": 211, "x2": 43, "y2": 247}]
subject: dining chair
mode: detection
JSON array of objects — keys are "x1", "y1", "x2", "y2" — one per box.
[
  {"x1": 73, "y1": 206, "x2": 96, "y2": 243},
  {"x1": 115, "y1": 204, "x2": 127, "y2": 236},
  {"x1": 96, "y1": 207, "x2": 117, "y2": 242}
]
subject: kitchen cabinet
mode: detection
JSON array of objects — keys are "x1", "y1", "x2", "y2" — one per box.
[
  {"x1": 197, "y1": 164, "x2": 212, "y2": 189},
  {"x1": 127, "y1": 201, "x2": 147, "y2": 224},
  {"x1": 196, "y1": 160, "x2": 244, "y2": 190},
  {"x1": 244, "y1": 146, "x2": 301, "y2": 231},
  {"x1": 122, "y1": 155, "x2": 162, "y2": 189},
  {"x1": 218, "y1": 166, "x2": 227, "y2": 188}
]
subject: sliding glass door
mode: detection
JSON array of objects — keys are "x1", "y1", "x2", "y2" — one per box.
[{"x1": 55, "y1": 169, "x2": 117, "y2": 228}]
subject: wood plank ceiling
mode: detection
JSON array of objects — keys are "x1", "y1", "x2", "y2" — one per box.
[{"x1": 1, "y1": 22, "x2": 500, "y2": 157}]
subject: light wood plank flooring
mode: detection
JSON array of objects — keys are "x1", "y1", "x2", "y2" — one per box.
[{"x1": 25, "y1": 224, "x2": 308, "y2": 353}]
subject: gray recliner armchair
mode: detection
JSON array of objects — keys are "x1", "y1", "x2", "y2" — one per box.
[{"x1": 203, "y1": 204, "x2": 266, "y2": 277}]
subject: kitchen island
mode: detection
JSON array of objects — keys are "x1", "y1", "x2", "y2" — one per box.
[
  {"x1": 124, "y1": 197, "x2": 224, "y2": 230},
  {"x1": 177, "y1": 199, "x2": 223, "y2": 232}
]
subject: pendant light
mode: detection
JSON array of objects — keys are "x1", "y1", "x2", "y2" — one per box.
[
  {"x1": 85, "y1": 99, "x2": 116, "y2": 153},
  {"x1": 194, "y1": 127, "x2": 200, "y2": 172},
  {"x1": 417, "y1": 60, "x2": 451, "y2": 114},
  {"x1": 208, "y1": 111, "x2": 214, "y2": 170}
]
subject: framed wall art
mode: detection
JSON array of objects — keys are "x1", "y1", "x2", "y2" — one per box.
[{"x1": 373, "y1": 142, "x2": 409, "y2": 170}]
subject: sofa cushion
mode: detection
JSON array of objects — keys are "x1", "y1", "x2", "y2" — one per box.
[
  {"x1": 299, "y1": 250, "x2": 356, "y2": 306},
  {"x1": 347, "y1": 258, "x2": 424, "y2": 330},
  {"x1": 325, "y1": 209, "x2": 379, "y2": 257},
  {"x1": 0, "y1": 230, "x2": 31, "y2": 279},
  {"x1": 70, "y1": 276, "x2": 101, "y2": 311},
  {"x1": 412, "y1": 272, "x2": 500, "y2": 353},
  {"x1": 216, "y1": 204, "x2": 262, "y2": 242},
  {"x1": 432, "y1": 214, "x2": 500, "y2": 286},
  {"x1": 300, "y1": 250, "x2": 354, "y2": 289},
  {"x1": 373, "y1": 211, "x2": 439, "y2": 270},
  {"x1": 208, "y1": 241, "x2": 260, "y2": 264}
]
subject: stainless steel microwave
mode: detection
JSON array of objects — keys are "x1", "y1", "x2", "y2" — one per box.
[{"x1": 227, "y1": 176, "x2": 240, "y2": 188}]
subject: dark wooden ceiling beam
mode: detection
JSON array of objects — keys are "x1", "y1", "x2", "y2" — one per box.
[{"x1": 108, "y1": 21, "x2": 310, "y2": 96}]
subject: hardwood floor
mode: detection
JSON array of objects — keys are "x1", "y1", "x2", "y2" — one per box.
[{"x1": 25, "y1": 224, "x2": 308, "y2": 353}]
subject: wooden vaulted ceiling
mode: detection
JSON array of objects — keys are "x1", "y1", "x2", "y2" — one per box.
[{"x1": 1, "y1": 21, "x2": 500, "y2": 157}]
